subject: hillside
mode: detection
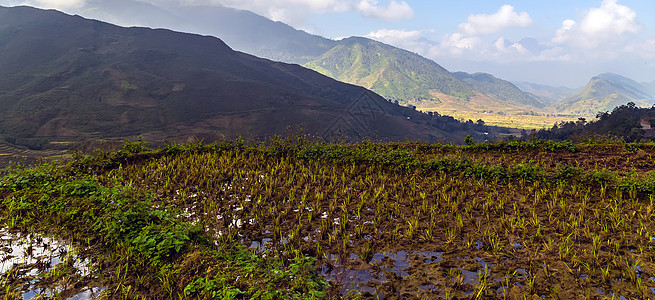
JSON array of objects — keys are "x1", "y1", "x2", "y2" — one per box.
[
  {"x1": 556, "y1": 73, "x2": 654, "y2": 116},
  {"x1": 0, "y1": 6, "x2": 477, "y2": 149},
  {"x1": 453, "y1": 72, "x2": 546, "y2": 108},
  {"x1": 512, "y1": 81, "x2": 578, "y2": 104},
  {"x1": 644, "y1": 80, "x2": 655, "y2": 96},
  {"x1": 303, "y1": 37, "x2": 476, "y2": 102}
]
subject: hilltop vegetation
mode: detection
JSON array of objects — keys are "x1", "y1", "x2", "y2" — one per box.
[
  {"x1": 536, "y1": 102, "x2": 655, "y2": 142},
  {"x1": 2, "y1": 138, "x2": 655, "y2": 298}
]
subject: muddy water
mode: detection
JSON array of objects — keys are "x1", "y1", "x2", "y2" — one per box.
[{"x1": 0, "y1": 228, "x2": 106, "y2": 299}]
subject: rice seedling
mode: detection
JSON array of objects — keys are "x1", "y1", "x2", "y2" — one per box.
[{"x1": 1, "y1": 138, "x2": 655, "y2": 298}]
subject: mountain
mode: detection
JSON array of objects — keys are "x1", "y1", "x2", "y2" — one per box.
[
  {"x1": 0, "y1": 5, "x2": 475, "y2": 149},
  {"x1": 303, "y1": 37, "x2": 476, "y2": 102},
  {"x1": 67, "y1": 0, "x2": 336, "y2": 65},
  {"x1": 556, "y1": 73, "x2": 654, "y2": 116},
  {"x1": 452, "y1": 72, "x2": 546, "y2": 108},
  {"x1": 11, "y1": 2, "x2": 479, "y2": 103},
  {"x1": 644, "y1": 80, "x2": 655, "y2": 96},
  {"x1": 512, "y1": 81, "x2": 578, "y2": 104}
]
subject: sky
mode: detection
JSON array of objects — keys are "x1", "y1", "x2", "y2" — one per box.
[{"x1": 1, "y1": 0, "x2": 654, "y2": 87}]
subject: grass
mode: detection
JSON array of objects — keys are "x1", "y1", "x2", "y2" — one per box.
[{"x1": 1, "y1": 137, "x2": 655, "y2": 298}]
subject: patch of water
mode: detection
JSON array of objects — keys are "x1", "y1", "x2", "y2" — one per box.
[
  {"x1": 580, "y1": 274, "x2": 589, "y2": 280},
  {"x1": 0, "y1": 229, "x2": 69, "y2": 274},
  {"x1": 460, "y1": 269, "x2": 479, "y2": 284},
  {"x1": 423, "y1": 251, "x2": 443, "y2": 264},
  {"x1": 66, "y1": 287, "x2": 107, "y2": 300},
  {"x1": 635, "y1": 265, "x2": 643, "y2": 274},
  {"x1": 419, "y1": 284, "x2": 436, "y2": 291},
  {"x1": 476, "y1": 257, "x2": 494, "y2": 269},
  {"x1": 608, "y1": 292, "x2": 627, "y2": 300},
  {"x1": 248, "y1": 238, "x2": 273, "y2": 251},
  {"x1": 0, "y1": 229, "x2": 98, "y2": 299},
  {"x1": 384, "y1": 251, "x2": 410, "y2": 278},
  {"x1": 370, "y1": 252, "x2": 385, "y2": 264},
  {"x1": 475, "y1": 241, "x2": 483, "y2": 249},
  {"x1": 22, "y1": 286, "x2": 63, "y2": 300}
]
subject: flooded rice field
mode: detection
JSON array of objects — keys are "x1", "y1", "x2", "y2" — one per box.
[
  {"x1": 3, "y1": 140, "x2": 655, "y2": 298},
  {"x1": 0, "y1": 229, "x2": 106, "y2": 299}
]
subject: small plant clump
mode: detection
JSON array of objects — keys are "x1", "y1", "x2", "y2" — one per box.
[{"x1": 1, "y1": 137, "x2": 655, "y2": 299}]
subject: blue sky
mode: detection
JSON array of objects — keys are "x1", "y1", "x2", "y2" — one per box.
[{"x1": 2, "y1": 0, "x2": 654, "y2": 87}]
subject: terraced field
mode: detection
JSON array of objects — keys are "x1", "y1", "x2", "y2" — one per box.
[
  {"x1": 0, "y1": 142, "x2": 69, "y2": 168},
  {"x1": 1, "y1": 139, "x2": 655, "y2": 299}
]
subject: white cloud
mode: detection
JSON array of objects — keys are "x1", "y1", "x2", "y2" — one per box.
[
  {"x1": 458, "y1": 5, "x2": 532, "y2": 36},
  {"x1": 552, "y1": 0, "x2": 641, "y2": 48},
  {"x1": 355, "y1": 0, "x2": 413, "y2": 21},
  {"x1": 552, "y1": 19, "x2": 576, "y2": 44},
  {"x1": 365, "y1": 28, "x2": 422, "y2": 43},
  {"x1": 624, "y1": 38, "x2": 655, "y2": 59},
  {"x1": 1, "y1": 0, "x2": 85, "y2": 9},
  {"x1": 216, "y1": 0, "x2": 412, "y2": 26},
  {"x1": 364, "y1": 28, "x2": 434, "y2": 56}
]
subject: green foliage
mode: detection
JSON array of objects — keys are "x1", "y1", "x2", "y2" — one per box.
[{"x1": 121, "y1": 80, "x2": 139, "y2": 90}]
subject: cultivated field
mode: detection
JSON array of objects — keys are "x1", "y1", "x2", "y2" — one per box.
[{"x1": 1, "y1": 138, "x2": 655, "y2": 299}]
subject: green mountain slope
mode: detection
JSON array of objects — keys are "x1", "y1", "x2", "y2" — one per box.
[
  {"x1": 0, "y1": 6, "x2": 475, "y2": 149},
  {"x1": 303, "y1": 37, "x2": 475, "y2": 102},
  {"x1": 453, "y1": 72, "x2": 546, "y2": 108},
  {"x1": 556, "y1": 73, "x2": 654, "y2": 116}
]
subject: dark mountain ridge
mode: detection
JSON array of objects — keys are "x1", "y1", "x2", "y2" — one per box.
[{"x1": 0, "y1": 5, "x2": 476, "y2": 149}]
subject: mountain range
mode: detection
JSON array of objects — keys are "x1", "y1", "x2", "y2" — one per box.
[
  {"x1": 0, "y1": 5, "x2": 482, "y2": 150},
  {"x1": 55, "y1": 0, "x2": 653, "y2": 118},
  {"x1": 44, "y1": 1, "x2": 544, "y2": 109}
]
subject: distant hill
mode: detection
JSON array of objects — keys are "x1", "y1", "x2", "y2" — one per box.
[
  {"x1": 304, "y1": 37, "x2": 476, "y2": 102},
  {"x1": 556, "y1": 73, "x2": 654, "y2": 116},
  {"x1": 453, "y1": 72, "x2": 546, "y2": 108},
  {"x1": 0, "y1": 6, "x2": 478, "y2": 149},
  {"x1": 512, "y1": 81, "x2": 578, "y2": 104},
  {"x1": 644, "y1": 80, "x2": 655, "y2": 96}
]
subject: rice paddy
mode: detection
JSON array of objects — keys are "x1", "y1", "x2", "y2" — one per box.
[{"x1": 1, "y1": 137, "x2": 655, "y2": 298}]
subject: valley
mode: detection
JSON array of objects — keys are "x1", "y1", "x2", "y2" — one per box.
[{"x1": 0, "y1": 1, "x2": 654, "y2": 299}]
